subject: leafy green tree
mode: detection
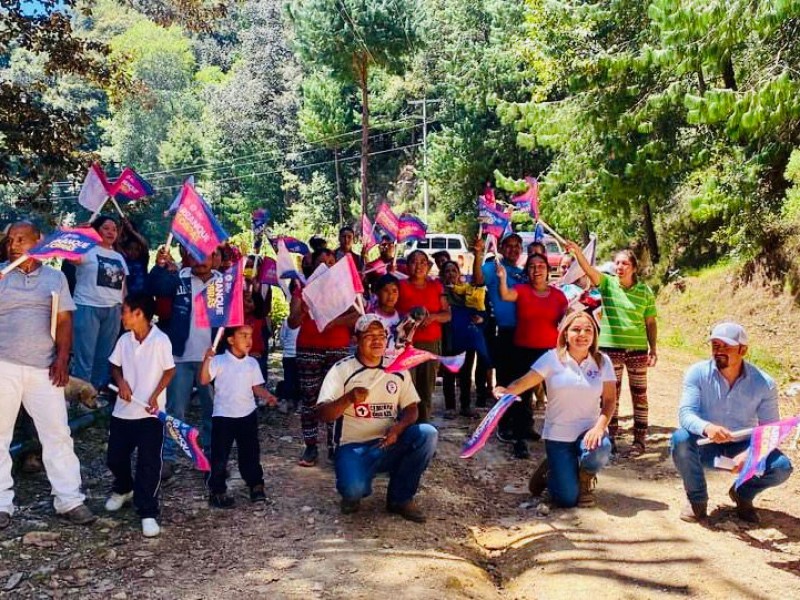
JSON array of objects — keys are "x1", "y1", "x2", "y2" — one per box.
[
  {"x1": 298, "y1": 72, "x2": 359, "y2": 225},
  {"x1": 289, "y1": 0, "x2": 421, "y2": 216},
  {"x1": 1, "y1": 0, "x2": 110, "y2": 216}
]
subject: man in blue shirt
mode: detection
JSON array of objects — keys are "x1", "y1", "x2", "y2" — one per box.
[
  {"x1": 482, "y1": 233, "x2": 532, "y2": 457},
  {"x1": 671, "y1": 322, "x2": 793, "y2": 524}
]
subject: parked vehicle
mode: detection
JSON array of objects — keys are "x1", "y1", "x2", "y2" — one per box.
[
  {"x1": 517, "y1": 232, "x2": 565, "y2": 278},
  {"x1": 404, "y1": 233, "x2": 474, "y2": 276}
]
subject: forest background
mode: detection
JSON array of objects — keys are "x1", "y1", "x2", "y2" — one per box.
[{"x1": 4, "y1": 0, "x2": 800, "y2": 287}]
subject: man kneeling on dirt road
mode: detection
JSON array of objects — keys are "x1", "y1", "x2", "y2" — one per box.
[
  {"x1": 316, "y1": 314, "x2": 438, "y2": 523},
  {"x1": 671, "y1": 322, "x2": 793, "y2": 524}
]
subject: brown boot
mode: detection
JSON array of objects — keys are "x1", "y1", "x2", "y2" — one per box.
[
  {"x1": 628, "y1": 428, "x2": 647, "y2": 456},
  {"x1": 577, "y1": 469, "x2": 597, "y2": 508},
  {"x1": 528, "y1": 457, "x2": 549, "y2": 496}
]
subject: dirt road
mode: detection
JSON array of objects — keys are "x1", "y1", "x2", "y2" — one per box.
[{"x1": 2, "y1": 347, "x2": 799, "y2": 599}]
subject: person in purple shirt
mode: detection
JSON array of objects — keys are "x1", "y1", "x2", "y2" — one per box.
[{"x1": 671, "y1": 322, "x2": 793, "y2": 524}]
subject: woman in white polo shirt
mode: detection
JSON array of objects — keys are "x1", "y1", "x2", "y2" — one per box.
[{"x1": 495, "y1": 311, "x2": 617, "y2": 508}]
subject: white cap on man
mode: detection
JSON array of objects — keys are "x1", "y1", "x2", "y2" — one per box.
[
  {"x1": 709, "y1": 322, "x2": 748, "y2": 346},
  {"x1": 355, "y1": 314, "x2": 388, "y2": 334}
]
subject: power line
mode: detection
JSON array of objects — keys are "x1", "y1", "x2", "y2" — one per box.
[
  {"x1": 52, "y1": 142, "x2": 423, "y2": 201},
  {"x1": 50, "y1": 116, "x2": 425, "y2": 188}
]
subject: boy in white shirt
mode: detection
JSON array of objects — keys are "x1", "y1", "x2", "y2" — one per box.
[
  {"x1": 106, "y1": 294, "x2": 176, "y2": 538},
  {"x1": 200, "y1": 325, "x2": 277, "y2": 508}
]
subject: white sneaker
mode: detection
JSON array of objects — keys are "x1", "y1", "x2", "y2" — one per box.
[
  {"x1": 104, "y1": 491, "x2": 133, "y2": 512},
  {"x1": 141, "y1": 518, "x2": 160, "y2": 537}
]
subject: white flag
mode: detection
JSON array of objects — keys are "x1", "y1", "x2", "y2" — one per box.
[
  {"x1": 78, "y1": 163, "x2": 110, "y2": 213},
  {"x1": 560, "y1": 236, "x2": 596, "y2": 286},
  {"x1": 302, "y1": 255, "x2": 364, "y2": 331}
]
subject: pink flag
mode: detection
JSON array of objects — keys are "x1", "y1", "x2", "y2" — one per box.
[
  {"x1": 170, "y1": 182, "x2": 229, "y2": 262},
  {"x1": 375, "y1": 203, "x2": 400, "y2": 241},
  {"x1": 362, "y1": 214, "x2": 377, "y2": 250},
  {"x1": 384, "y1": 345, "x2": 465, "y2": 374},
  {"x1": 301, "y1": 254, "x2": 364, "y2": 330},
  {"x1": 257, "y1": 256, "x2": 278, "y2": 285},
  {"x1": 512, "y1": 177, "x2": 539, "y2": 219},
  {"x1": 461, "y1": 394, "x2": 521, "y2": 458},
  {"x1": 110, "y1": 167, "x2": 154, "y2": 201},
  {"x1": 78, "y1": 163, "x2": 112, "y2": 213},
  {"x1": 735, "y1": 415, "x2": 800, "y2": 489},
  {"x1": 397, "y1": 214, "x2": 427, "y2": 243},
  {"x1": 194, "y1": 258, "x2": 245, "y2": 328},
  {"x1": 29, "y1": 228, "x2": 102, "y2": 261}
]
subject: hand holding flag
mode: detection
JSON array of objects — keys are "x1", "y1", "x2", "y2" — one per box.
[
  {"x1": 461, "y1": 394, "x2": 522, "y2": 458},
  {"x1": 109, "y1": 384, "x2": 210, "y2": 471}
]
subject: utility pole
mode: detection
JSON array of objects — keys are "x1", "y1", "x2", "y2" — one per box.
[{"x1": 409, "y1": 98, "x2": 441, "y2": 220}]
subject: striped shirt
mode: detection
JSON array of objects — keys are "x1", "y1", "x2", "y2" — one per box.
[{"x1": 597, "y1": 274, "x2": 656, "y2": 350}]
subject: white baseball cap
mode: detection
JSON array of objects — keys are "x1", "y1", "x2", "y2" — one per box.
[
  {"x1": 709, "y1": 322, "x2": 748, "y2": 346},
  {"x1": 355, "y1": 313, "x2": 388, "y2": 334}
]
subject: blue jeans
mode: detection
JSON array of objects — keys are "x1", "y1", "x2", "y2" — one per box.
[
  {"x1": 164, "y1": 362, "x2": 213, "y2": 463},
  {"x1": 671, "y1": 427, "x2": 792, "y2": 503},
  {"x1": 335, "y1": 424, "x2": 438, "y2": 505},
  {"x1": 545, "y1": 433, "x2": 612, "y2": 508},
  {"x1": 72, "y1": 304, "x2": 121, "y2": 389}
]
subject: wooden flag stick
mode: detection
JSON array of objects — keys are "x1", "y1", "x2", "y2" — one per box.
[
  {"x1": 537, "y1": 219, "x2": 568, "y2": 247},
  {"x1": 1, "y1": 255, "x2": 27, "y2": 276},
  {"x1": 697, "y1": 428, "x2": 753, "y2": 446},
  {"x1": 211, "y1": 327, "x2": 226, "y2": 352},
  {"x1": 88, "y1": 199, "x2": 108, "y2": 223},
  {"x1": 110, "y1": 197, "x2": 125, "y2": 218}
]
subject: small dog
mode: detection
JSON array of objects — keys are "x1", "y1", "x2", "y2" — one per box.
[{"x1": 64, "y1": 377, "x2": 98, "y2": 409}]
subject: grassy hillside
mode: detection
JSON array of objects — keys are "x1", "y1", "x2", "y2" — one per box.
[{"x1": 658, "y1": 261, "x2": 800, "y2": 389}]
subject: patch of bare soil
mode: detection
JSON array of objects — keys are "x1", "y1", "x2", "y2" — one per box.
[{"x1": 1, "y1": 347, "x2": 799, "y2": 599}]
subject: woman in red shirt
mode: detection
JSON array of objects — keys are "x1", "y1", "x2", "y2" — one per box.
[
  {"x1": 395, "y1": 250, "x2": 451, "y2": 422},
  {"x1": 497, "y1": 253, "x2": 568, "y2": 458},
  {"x1": 290, "y1": 248, "x2": 358, "y2": 466}
]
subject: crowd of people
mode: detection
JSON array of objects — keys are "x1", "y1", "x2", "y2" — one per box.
[{"x1": 0, "y1": 216, "x2": 793, "y2": 539}]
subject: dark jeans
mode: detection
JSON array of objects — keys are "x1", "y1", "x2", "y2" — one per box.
[
  {"x1": 107, "y1": 416, "x2": 163, "y2": 519},
  {"x1": 499, "y1": 346, "x2": 547, "y2": 440},
  {"x1": 209, "y1": 410, "x2": 264, "y2": 495},
  {"x1": 335, "y1": 424, "x2": 438, "y2": 505},
  {"x1": 671, "y1": 428, "x2": 792, "y2": 503},
  {"x1": 474, "y1": 317, "x2": 496, "y2": 407},
  {"x1": 281, "y1": 356, "x2": 299, "y2": 403}
]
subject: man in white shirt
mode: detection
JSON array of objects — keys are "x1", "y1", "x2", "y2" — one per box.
[{"x1": 316, "y1": 314, "x2": 438, "y2": 522}]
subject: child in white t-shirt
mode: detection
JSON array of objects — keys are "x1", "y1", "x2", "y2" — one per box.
[
  {"x1": 106, "y1": 294, "x2": 176, "y2": 538},
  {"x1": 200, "y1": 325, "x2": 277, "y2": 508},
  {"x1": 369, "y1": 274, "x2": 414, "y2": 360}
]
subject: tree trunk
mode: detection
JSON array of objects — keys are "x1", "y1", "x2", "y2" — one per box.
[
  {"x1": 359, "y1": 58, "x2": 369, "y2": 218},
  {"x1": 333, "y1": 145, "x2": 343, "y2": 226},
  {"x1": 642, "y1": 198, "x2": 660, "y2": 264},
  {"x1": 721, "y1": 55, "x2": 737, "y2": 91},
  {"x1": 697, "y1": 66, "x2": 706, "y2": 95}
]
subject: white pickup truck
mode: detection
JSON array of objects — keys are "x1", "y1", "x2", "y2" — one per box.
[{"x1": 403, "y1": 233, "x2": 474, "y2": 276}]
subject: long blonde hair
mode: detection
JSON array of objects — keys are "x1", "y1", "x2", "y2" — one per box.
[{"x1": 557, "y1": 311, "x2": 603, "y2": 366}]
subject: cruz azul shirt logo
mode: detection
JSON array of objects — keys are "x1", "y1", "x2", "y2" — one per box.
[{"x1": 353, "y1": 403, "x2": 395, "y2": 419}]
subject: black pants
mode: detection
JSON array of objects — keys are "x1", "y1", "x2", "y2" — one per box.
[
  {"x1": 498, "y1": 347, "x2": 547, "y2": 441},
  {"x1": 443, "y1": 349, "x2": 477, "y2": 413},
  {"x1": 209, "y1": 411, "x2": 264, "y2": 495},
  {"x1": 107, "y1": 416, "x2": 163, "y2": 519},
  {"x1": 474, "y1": 318, "x2": 497, "y2": 406}
]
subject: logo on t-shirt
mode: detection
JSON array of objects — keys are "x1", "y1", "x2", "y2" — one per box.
[
  {"x1": 386, "y1": 381, "x2": 398, "y2": 394},
  {"x1": 585, "y1": 368, "x2": 600, "y2": 380},
  {"x1": 96, "y1": 256, "x2": 125, "y2": 290},
  {"x1": 353, "y1": 402, "x2": 395, "y2": 419},
  {"x1": 354, "y1": 403, "x2": 372, "y2": 418}
]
